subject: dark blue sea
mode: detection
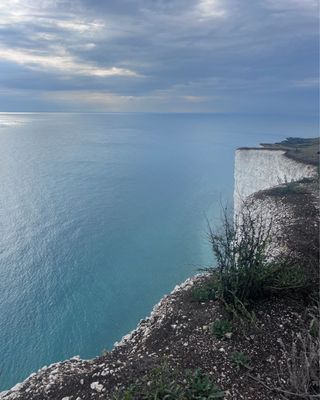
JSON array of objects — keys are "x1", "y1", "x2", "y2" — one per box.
[{"x1": 0, "y1": 112, "x2": 316, "y2": 389}]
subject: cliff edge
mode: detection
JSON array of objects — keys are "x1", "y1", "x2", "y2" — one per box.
[{"x1": 234, "y1": 137, "x2": 318, "y2": 216}]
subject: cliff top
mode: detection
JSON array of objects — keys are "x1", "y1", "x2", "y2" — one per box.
[{"x1": 238, "y1": 137, "x2": 320, "y2": 166}]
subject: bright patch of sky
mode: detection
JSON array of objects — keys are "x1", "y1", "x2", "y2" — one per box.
[{"x1": 0, "y1": 0, "x2": 318, "y2": 113}]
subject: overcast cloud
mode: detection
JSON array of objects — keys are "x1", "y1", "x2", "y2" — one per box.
[{"x1": 0, "y1": 0, "x2": 318, "y2": 112}]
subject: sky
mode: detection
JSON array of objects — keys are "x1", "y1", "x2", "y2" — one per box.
[{"x1": 0, "y1": 0, "x2": 318, "y2": 113}]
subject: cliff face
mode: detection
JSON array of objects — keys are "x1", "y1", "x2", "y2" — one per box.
[
  {"x1": 234, "y1": 142, "x2": 319, "y2": 266},
  {"x1": 234, "y1": 148, "x2": 317, "y2": 216}
]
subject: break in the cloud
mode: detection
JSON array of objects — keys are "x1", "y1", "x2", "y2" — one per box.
[
  {"x1": 0, "y1": 47, "x2": 139, "y2": 77},
  {"x1": 0, "y1": 0, "x2": 318, "y2": 113}
]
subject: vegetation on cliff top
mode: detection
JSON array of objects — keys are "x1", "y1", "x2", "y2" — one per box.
[
  {"x1": 239, "y1": 137, "x2": 319, "y2": 166},
  {"x1": 260, "y1": 137, "x2": 319, "y2": 166}
]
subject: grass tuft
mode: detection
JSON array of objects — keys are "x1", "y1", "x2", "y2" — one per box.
[{"x1": 209, "y1": 319, "x2": 232, "y2": 339}]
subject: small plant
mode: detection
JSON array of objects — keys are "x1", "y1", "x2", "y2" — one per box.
[
  {"x1": 192, "y1": 281, "x2": 216, "y2": 302},
  {"x1": 231, "y1": 352, "x2": 251, "y2": 370},
  {"x1": 309, "y1": 319, "x2": 319, "y2": 339},
  {"x1": 144, "y1": 363, "x2": 183, "y2": 399},
  {"x1": 209, "y1": 319, "x2": 232, "y2": 339},
  {"x1": 223, "y1": 295, "x2": 257, "y2": 327},
  {"x1": 185, "y1": 369, "x2": 225, "y2": 399},
  {"x1": 271, "y1": 264, "x2": 307, "y2": 289}
]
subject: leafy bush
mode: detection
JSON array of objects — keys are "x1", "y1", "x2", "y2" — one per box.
[
  {"x1": 209, "y1": 319, "x2": 232, "y2": 339},
  {"x1": 205, "y1": 203, "x2": 317, "y2": 312}
]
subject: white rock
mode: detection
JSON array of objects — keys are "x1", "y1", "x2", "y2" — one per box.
[
  {"x1": 90, "y1": 381, "x2": 104, "y2": 393},
  {"x1": 202, "y1": 325, "x2": 208, "y2": 330}
]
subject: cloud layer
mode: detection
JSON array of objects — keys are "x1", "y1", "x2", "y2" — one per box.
[{"x1": 0, "y1": 0, "x2": 318, "y2": 112}]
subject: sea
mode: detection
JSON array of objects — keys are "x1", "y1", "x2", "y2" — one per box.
[{"x1": 0, "y1": 112, "x2": 316, "y2": 389}]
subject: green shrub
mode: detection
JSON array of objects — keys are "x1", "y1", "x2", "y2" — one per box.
[
  {"x1": 231, "y1": 352, "x2": 251, "y2": 370},
  {"x1": 209, "y1": 319, "x2": 232, "y2": 339},
  {"x1": 206, "y1": 204, "x2": 318, "y2": 303},
  {"x1": 192, "y1": 282, "x2": 216, "y2": 302},
  {"x1": 206, "y1": 206, "x2": 274, "y2": 307}
]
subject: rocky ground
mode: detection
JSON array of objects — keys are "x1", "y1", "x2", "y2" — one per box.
[{"x1": 1, "y1": 274, "x2": 312, "y2": 400}]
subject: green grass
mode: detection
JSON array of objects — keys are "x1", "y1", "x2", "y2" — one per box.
[{"x1": 261, "y1": 137, "x2": 320, "y2": 165}]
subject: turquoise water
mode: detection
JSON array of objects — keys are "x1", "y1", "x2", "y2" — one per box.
[{"x1": 0, "y1": 113, "x2": 316, "y2": 389}]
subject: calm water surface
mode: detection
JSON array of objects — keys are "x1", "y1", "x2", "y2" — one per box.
[{"x1": 0, "y1": 113, "x2": 316, "y2": 389}]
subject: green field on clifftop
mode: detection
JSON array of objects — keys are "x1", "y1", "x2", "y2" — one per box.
[{"x1": 261, "y1": 137, "x2": 320, "y2": 165}]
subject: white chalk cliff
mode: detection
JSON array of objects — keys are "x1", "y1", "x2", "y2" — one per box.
[{"x1": 234, "y1": 148, "x2": 317, "y2": 215}]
